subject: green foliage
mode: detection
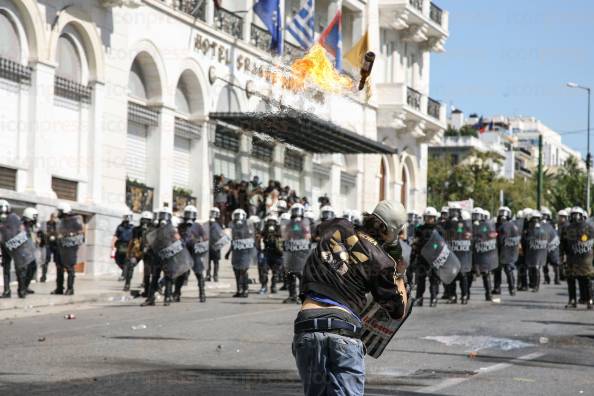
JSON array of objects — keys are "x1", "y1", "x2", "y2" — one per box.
[
  {"x1": 429, "y1": 153, "x2": 590, "y2": 215},
  {"x1": 443, "y1": 125, "x2": 478, "y2": 138}
]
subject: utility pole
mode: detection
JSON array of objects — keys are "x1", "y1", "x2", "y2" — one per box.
[{"x1": 537, "y1": 134, "x2": 543, "y2": 210}]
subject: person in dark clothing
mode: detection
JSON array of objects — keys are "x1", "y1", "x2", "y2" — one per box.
[
  {"x1": 293, "y1": 200, "x2": 408, "y2": 396},
  {"x1": 129, "y1": 211, "x2": 155, "y2": 303},
  {"x1": 412, "y1": 207, "x2": 444, "y2": 307},
  {"x1": 176, "y1": 205, "x2": 208, "y2": 303},
  {"x1": 111, "y1": 212, "x2": 134, "y2": 291},
  {"x1": 21, "y1": 207, "x2": 39, "y2": 294},
  {"x1": 41, "y1": 213, "x2": 59, "y2": 283},
  {"x1": 260, "y1": 214, "x2": 283, "y2": 294},
  {"x1": 207, "y1": 208, "x2": 226, "y2": 282}
]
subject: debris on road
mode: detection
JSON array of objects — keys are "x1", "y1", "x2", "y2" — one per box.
[
  {"x1": 539, "y1": 337, "x2": 549, "y2": 344},
  {"x1": 131, "y1": 324, "x2": 147, "y2": 330},
  {"x1": 64, "y1": 314, "x2": 76, "y2": 320},
  {"x1": 38, "y1": 337, "x2": 46, "y2": 342}
]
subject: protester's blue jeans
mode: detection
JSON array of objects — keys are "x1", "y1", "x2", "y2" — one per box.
[{"x1": 292, "y1": 332, "x2": 365, "y2": 396}]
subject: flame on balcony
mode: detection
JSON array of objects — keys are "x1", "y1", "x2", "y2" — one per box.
[{"x1": 262, "y1": 44, "x2": 353, "y2": 95}]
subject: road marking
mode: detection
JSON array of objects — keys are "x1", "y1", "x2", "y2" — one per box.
[{"x1": 415, "y1": 351, "x2": 546, "y2": 394}]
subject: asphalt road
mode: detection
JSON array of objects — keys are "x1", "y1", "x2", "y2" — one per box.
[{"x1": 0, "y1": 283, "x2": 593, "y2": 396}]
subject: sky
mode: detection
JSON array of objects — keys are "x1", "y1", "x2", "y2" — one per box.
[{"x1": 430, "y1": 0, "x2": 594, "y2": 157}]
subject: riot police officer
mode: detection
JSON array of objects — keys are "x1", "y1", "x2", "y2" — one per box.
[
  {"x1": 444, "y1": 204, "x2": 472, "y2": 304},
  {"x1": 129, "y1": 211, "x2": 155, "y2": 301},
  {"x1": 472, "y1": 208, "x2": 499, "y2": 301},
  {"x1": 557, "y1": 209, "x2": 569, "y2": 282},
  {"x1": 540, "y1": 207, "x2": 561, "y2": 285},
  {"x1": 412, "y1": 207, "x2": 443, "y2": 307},
  {"x1": 516, "y1": 209, "x2": 530, "y2": 291},
  {"x1": 225, "y1": 209, "x2": 255, "y2": 298},
  {"x1": 177, "y1": 205, "x2": 208, "y2": 303},
  {"x1": 523, "y1": 210, "x2": 548, "y2": 292},
  {"x1": 561, "y1": 207, "x2": 593, "y2": 309},
  {"x1": 282, "y1": 203, "x2": 312, "y2": 304},
  {"x1": 207, "y1": 207, "x2": 224, "y2": 282},
  {"x1": 52, "y1": 203, "x2": 84, "y2": 295},
  {"x1": 40, "y1": 213, "x2": 59, "y2": 283},
  {"x1": 112, "y1": 210, "x2": 135, "y2": 290},
  {"x1": 260, "y1": 214, "x2": 283, "y2": 294},
  {"x1": 22, "y1": 207, "x2": 39, "y2": 294},
  {"x1": 494, "y1": 206, "x2": 520, "y2": 296}
]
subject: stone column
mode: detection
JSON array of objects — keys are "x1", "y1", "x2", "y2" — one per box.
[
  {"x1": 150, "y1": 106, "x2": 175, "y2": 209},
  {"x1": 238, "y1": 134, "x2": 251, "y2": 181},
  {"x1": 271, "y1": 144, "x2": 285, "y2": 181},
  {"x1": 87, "y1": 80, "x2": 105, "y2": 205}
]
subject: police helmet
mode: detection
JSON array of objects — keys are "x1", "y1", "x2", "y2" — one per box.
[
  {"x1": 471, "y1": 207, "x2": 483, "y2": 221},
  {"x1": 482, "y1": 209, "x2": 491, "y2": 221},
  {"x1": 449, "y1": 203, "x2": 462, "y2": 220},
  {"x1": 540, "y1": 207, "x2": 552, "y2": 221},
  {"x1": 57, "y1": 202, "x2": 72, "y2": 218},
  {"x1": 232, "y1": 208, "x2": 247, "y2": 223},
  {"x1": 557, "y1": 209, "x2": 569, "y2": 219},
  {"x1": 276, "y1": 200, "x2": 288, "y2": 213},
  {"x1": 320, "y1": 206, "x2": 335, "y2": 221},
  {"x1": 140, "y1": 211, "x2": 154, "y2": 226},
  {"x1": 157, "y1": 206, "x2": 173, "y2": 224},
  {"x1": 351, "y1": 210, "x2": 362, "y2": 226},
  {"x1": 265, "y1": 214, "x2": 279, "y2": 225},
  {"x1": 498, "y1": 206, "x2": 512, "y2": 220},
  {"x1": 570, "y1": 206, "x2": 585, "y2": 222},
  {"x1": 183, "y1": 205, "x2": 198, "y2": 223},
  {"x1": 290, "y1": 203, "x2": 305, "y2": 219},
  {"x1": 440, "y1": 206, "x2": 449, "y2": 216},
  {"x1": 280, "y1": 212, "x2": 291, "y2": 222},
  {"x1": 304, "y1": 208, "x2": 315, "y2": 221},
  {"x1": 424, "y1": 207, "x2": 439, "y2": 219},
  {"x1": 530, "y1": 210, "x2": 542, "y2": 221},
  {"x1": 0, "y1": 199, "x2": 11, "y2": 217},
  {"x1": 23, "y1": 207, "x2": 38, "y2": 222},
  {"x1": 209, "y1": 207, "x2": 220, "y2": 220},
  {"x1": 342, "y1": 209, "x2": 354, "y2": 222}
]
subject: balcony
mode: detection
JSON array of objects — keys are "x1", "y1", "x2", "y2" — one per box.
[
  {"x1": 378, "y1": 0, "x2": 448, "y2": 52},
  {"x1": 284, "y1": 40, "x2": 306, "y2": 60},
  {"x1": 376, "y1": 83, "x2": 446, "y2": 138},
  {"x1": 170, "y1": 0, "x2": 206, "y2": 21},
  {"x1": 250, "y1": 24, "x2": 272, "y2": 53},
  {"x1": 214, "y1": 6, "x2": 243, "y2": 40}
]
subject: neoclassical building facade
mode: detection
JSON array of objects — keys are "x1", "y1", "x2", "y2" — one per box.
[{"x1": 0, "y1": 0, "x2": 447, "y2": 275}]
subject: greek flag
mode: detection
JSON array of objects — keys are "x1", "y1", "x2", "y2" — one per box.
[{"x1": 287, "y1": 0, "x2": 315, "y2": 50}]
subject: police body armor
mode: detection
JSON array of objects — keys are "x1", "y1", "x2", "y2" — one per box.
[
  {"x1": 542, "y1": 222, "x2": 560, "y2": 266},
  {"x1": 57, "y1": 215, "x2": 84, "y2": 268},
  {"x1": 420, "y1": 229, "x2": 461, "y2": 284},
  {"x1": 498, "y1": 221, "x2": 521, "y2": 265},
  {"x1": 562, "y1": 221, "x2": 594, "y2": 277},
  {"x1": 444, "y1": 219, "x2": 473, "y2": 273},
  {"x1": 230, "y1": 222, "x2": 255, "y2": 270},
  {"x1": 524, "y1": 223, "x2": 549, "y2": 268},
  {"x1": 0, "y1": 213, "x2": 36, "y2": 271},
  {"x1": 282, "y1": 218, "x2": 312, "y2": 274},
  {"x1": 115, "y1": 224, "x2": 133, "y2": 255},
  {"x1": 473, "y1": 220, "x2": 498, "y2": 273},
  {"x1": 146, "y1": 223, "x2": 192, "y2": 279}
]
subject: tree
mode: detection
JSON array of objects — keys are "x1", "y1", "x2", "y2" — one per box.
[{"x1": 543, "y1": 156, "x2": 589, "y2": 212}]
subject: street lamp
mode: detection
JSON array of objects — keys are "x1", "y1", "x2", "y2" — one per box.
[{"x1": 567, "y1": 82, "x2": 591, "y2": 215}]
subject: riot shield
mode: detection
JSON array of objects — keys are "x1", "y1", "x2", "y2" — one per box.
[
  {"x1": 57, "y1": 215, "x2": 84, "y2": 269},
  {"x1": 524, "y1": 223, "x2": 548, "y2": 268},
  {"x1": 282, "y1": 218, "x2": 312, "y2": 274},
  {"x1": 230, "y1": 222, "x2": 256, "y2": 269},
  {"x1": 564, "y1": 221, "x2": 594, "y2": 272},
  {"x1": 499, "y1": 221, "x2": 521, "y2": 265},
  {"x1": 445, "y1": 220, "x2": 473, "y2": 273},
  {"x1": 473, "y1": 221, "x2": 498, "y2": 273},
  {"x1": 146, "y1": 223, "x2": 192, "y2": 279},
  {"x1": 209, "y1": 221, "x2": 230, "y2": 251},
  {"x1": 0, "y1": 213, "x2": 35, "y2": 271},
  {"x1": 420, "y1": 229, "x2": 461, "y2": 284},
  {"x1": 542, "y1": 222, "x2": 560, "y2": 265}
]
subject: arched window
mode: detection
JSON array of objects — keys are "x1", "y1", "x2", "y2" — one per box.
[
  {"x1": 128, "y1": 60, "x2": 148, "y2": 100},
  {"x1": 175, "y1": 80, "x2": 191, "y2": 115},
  {"x1": 379, "y1": 159, "x2": 386, "y2": 201},
  {"x1": 56, "y1": 35, "x2": 82, "y2": 83},
  {"x1": 0, "y1": 11, "x2": 20, "y2": 62},
  {"x1": 401, "y1": 166, "x2": 408, "y2": 208}
]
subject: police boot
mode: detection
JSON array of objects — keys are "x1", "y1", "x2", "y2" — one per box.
[
  {"x1": 482, "y1": 274, "x2": 493, "y2": 301},
  {"x1": 213, "y1": 261, "x2": 219, "y2": 283},
  {"x1": 504, "y1": 266, "x2": 516, "y2": 296},
  {"x1": 460, "y1": 295, "x2": 468, "y2": 305},
  {"x1": 414, "y1": 298, "x2": 424, "y2": 307},
  {"x1": 65, "y1": 272, "x2": 75, "y2": 295},
  {"x1": 16, "y1": 270, "x2": 27, "y2": 299},
  {"x1": 0, "y1": 286, "x2": 10, "y2": 299},
  {"x1": 270, "y1": 276, "x2": 277, "y2": 294},
  {"x1": 163, "y1": 280, "x2": 173, "y2": 306},
  {"x1": 198, "y1": 275, "x2": 206, "y2": 303},
  {"x1": 40, "y1": 264, "x2": 48, "y2": 283},
  {"x1": 448, "y1": 295, "x2": 458, "y2": 304},
  {"x1": 554, "y1": 266, "x2": 561, "y2": 285},
  {"x1": 429, "y1": 298, "x2": 437, "y2": 307},
  {"x1": 141, "y1": 297, "x2": 156, "y2": 307},
  {"x1": 565, "y1": 278, "x2": 577, "y2": 309}
]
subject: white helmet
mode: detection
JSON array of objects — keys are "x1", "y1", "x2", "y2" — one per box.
[
  {"x1": 461, "y1": 210, "x2": 471, "y2": 221},
  {"x1": 0, "y1": 199, "x2": 11, "y2": 216},
  {"x1": 265, "y1": 214, "x2": 279, "y2": 224},
  {"x1": 524, "y1": 209, "x2": 534, "y2": 221},
  {"x1": 471, "y1": 207, "x2": 483, "y2": 221},
  {"x1": 57, "y1": 202, "x2": 72, "y2": 216},
  {"x1": 277, "y1": 200, "x2": 288, "y2": 212},
  {"x1": 232, "y1": 208, "x2": 247, "y2": 223},
  {"x1": 530, "y1": 210, "x2": 542, "y2": 221},
  {"x1": 209, "y1": 207, "x2": 220, "y2": 220},
  {"x1": 540, "y1": 207, "x2": 552, "y2": 219},
  {"x1": 351, "y1": 210, "x2": 362, "y2": 226},
  {"x1": 320, "y1": 205, "x2": 335, "y2": 221},
  {"x1": 482, "y1": 209, "x2": 491, "y2": 220},
  {"x1": 183, "y1": 205, "x2": 198, "y2": 222},
  {"x1": 290, "y1": 203, "x2": 305, "y2": 219},
  {"x1": 280, "y1": 212, "x2": 291, "y2": 221},
  {"x1": 140, "y1": 211, "x2": 154, "y2": 225},
  {"x1": 304, "y1": 208, "x2": 315, "y2": 221},
  {"x1": 157, "y1": 206, "x2": 173, "y2": 224},
  {"x1": 423, "y1": 207, "x2": 439, "y2": 218},
  {"x1": 557, "y1": 209, "x2": 569, "y2": 218},
  {"x1": 440, "y1": 206, "x2": 449, "y2": 216},
  {"x1": 498, "y1": 206, "x2": 512, "y2": 220},
  {"x1": 23, "y1": 207, "x2": 38, "y2": 222}
]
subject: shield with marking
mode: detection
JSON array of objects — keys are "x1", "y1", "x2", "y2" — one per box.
[
  {"x1": 230, "y1": 221, "x2": 256, "y2": 270},
  {"x1": 57, "y1": 215, "x2": 84, "y2": 269},
  {"x1": 209, "y1": 221, "x2": 230, "y2": 252},
  {"x1": 541, "y1": 222, "x2": 560, "y2": 266},
  {"x1": 420, "y1": 229, "x2": 461, "y2": 284},
  {"x1": 0, "y1": 213, "x2": 36, "y2": 271},
  {"x1": 444, "y1": 220, "x2": 473, "y2": 273},
  {"x1": 282, "y1": 218, "x2": 312, "y2": 274},
  {"x1": 498, "y1": 221, "x2": 521, "y2": 265},
  {"x1": 473, "y1": 221, "x2": 498, "y2": 273},
  {"x1": 524, "y1": 223, "x2": 549, "y2": 268},
  {"x1": 146, "y1": 223, "x2": 192, "y2": 279}
]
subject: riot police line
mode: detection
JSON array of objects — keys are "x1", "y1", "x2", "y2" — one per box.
[{"x1": 406, "y1": 204, "x2": 594, "y2": 310}]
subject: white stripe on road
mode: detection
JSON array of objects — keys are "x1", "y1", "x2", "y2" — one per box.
[{"x1": 415, "y1": 351, "x2": 546, "y2": 394}]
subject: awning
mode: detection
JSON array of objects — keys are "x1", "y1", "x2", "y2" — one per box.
[{"x1": 209, "y1": 110, "x2": 396, "y2": 154}]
